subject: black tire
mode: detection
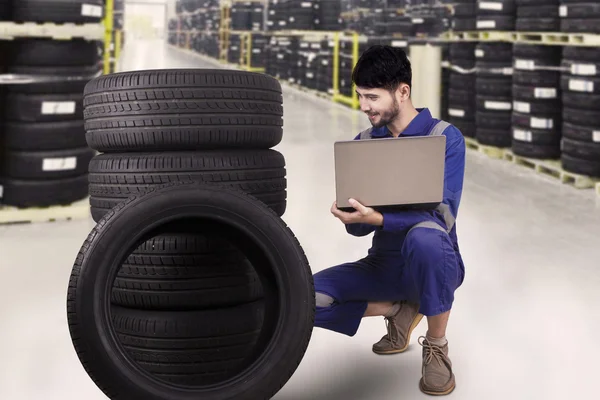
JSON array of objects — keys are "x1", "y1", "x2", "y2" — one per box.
[
  {"x1": 516, "y1": 17, "x2": 560, "y2": 31},
  {"x1": 5, "y1": 65, "x2": 100, "y2": 94},
  {"x1": 512, "y1": 125, "x2": 561, "y2": 145},
  {"x1": 0, "y1": 0, "x2": 10, "y2": 20},
  {"x1": 511, "y1": 112, "x2": 559, "y2": 132},
  {"x1": 476, "y1": 77, "x2": 513, "y2": 96},
  {"x1": 561, "y1": 137, "x2": 600, "y2": 162},
  {"x1": 452, "y1": 18, "x2": 477, "y2": 31},
  {"x1": 561, "y1": 153, "x2": 600, "y2": 177},
  {"x1": 511, "y1": 98, "x2": 561, "y2": 115},
  {"x1": 7, "y1": 38, "x2": 101, "y2": 67},
  {"x1": 449, "y1": 118, "x2": 476, "y2": 138},
  {"x1": 475, "y1": 43, "x2": 513, "y2": 62},
  {"x1": 3, "y1": 120, "x2": 86, "y2": 151},
  {"x1": 561, "y1": 92, "x2": 600, "y2": 111},
  {"x1": 0, "y1": 175, "x2": 89, "y2": 208},
  {"x1": 476, "y1": 127, "x2": 512, "y2": 147},
  {"x1": 561, "y1": 18, "x2": 600, "y2": 34},
  {"x1": 449, "y1": 43, "x2": 477, "y2": 60},
  {"x1": 111, "y1": 234, "x2": 263, "y2": 311},
  {"x1": 476, "y1": 61, "x2": 514, "y2": 78},
  {"x1": 87, "y1": 150, "x2": 287, "y2": 221},
  {"x1": 12, "y1": 0, "x2": 104, "y2": 23},
  {"x1": 559, "y1": 3, "x2": 600, "y2": 18},
  {"x1": 512, "y1": 84, "x2": 559, "y2": 101},
  {"x1": 476, "y1": 16, "x2": 516, "y2": 30},
  {"x1": 3, "y1": 147, "x2": 94, "y2": 180},
  {"x1": 562, "y1": 46, "x2": 600, "y2": 62},
  {"x1": 562, "y1": 121, "x2": 600, "y2": 142},
  {"x1": 66, "y1": 181, "x2": 315, "y2": 399},
  {"x1": 4, "y1": 92, "x2": 83, "y2": 122},
  {"x1": 512, "y1": 44, "x2": 561, "y2": 63},
  {"x1": 512, "y1": 70, "x2": 560, "y2": 87},
  {"x1": 511, "y1": 140, "x2": 561, "y2": 159},
  {"x1": 476, "y1": 110, "x2": 513, "y2": 129},
  {"x1": 563, "y1": 106, "x2": 596, "y2": 126},
  {"x1": 450, "y1": 72, "x2": 476, "y2": 89},
  {"x1": 111, "y1": 303, "x2": 264, "y2": 385},
  {"x1": 83, "y1": 69, "x2": 284, "y2": 152},
  {"x1": 517, "y1": 5, "x2": 559, "y2": 18}
]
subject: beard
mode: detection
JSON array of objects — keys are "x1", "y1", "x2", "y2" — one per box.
[{"x1": 368, "y1": 97, "x2": 400, "y2": 128}]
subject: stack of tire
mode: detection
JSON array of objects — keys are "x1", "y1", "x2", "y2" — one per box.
[
  {"x1": 0, "y1": 37, "x2": 101, "y2": 208},
  {"x1": 476, "y1": 0, "x2": 516, "y2": 31},
  {"x1": 267, "y1": 0, "x2": 288, "y2": 31},
  {"x1": 447, "y1": 42, "x2": 477, "y2": 138},
  {"x1": 0, "y1": 0, "x2": 10, "y2": 20},
  {"x1": 447, "y1": 0, "x2": 477, "y2": 31},
  {"x1": 231, "y1": 1, "x2": 265, "y2": 31},
  {"x1": 316, "y1": 39, "x2": 335, "y2": 95},
  {"x1": 560, "y1": 47, "x2": 600, "y2": 177},
  {"x1": 559, "y1": 1, "x2": 600, "y2": 34},
  {"x1": 516, "y1": 0, "x2": 560, "y2": 32},
  {"x1": 80, "y1": 69, "x2": 300, "y2": 390},
  {"x1": 69, "y1": 70, "x2": 314, "y2": 399},
  {"x1": 314, "y1": 0, "x2": 342, "y2": 31},
  {"x1": 475, "y1": 42, "x2": 514, "y2": 147},
  {"x1": 511, "y1": 44, "x2": 562, "y2": 159}
]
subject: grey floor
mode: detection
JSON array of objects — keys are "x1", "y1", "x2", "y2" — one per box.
[{"x1": 1, "y1": 39, "x2": 600, "y2": 400}]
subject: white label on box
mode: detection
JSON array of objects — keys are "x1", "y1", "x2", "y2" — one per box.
[
  {"x1": 513, "y1": 101, "x2": 531, "y2": 113},
  {"x1": 593, "y1": 131, "x2": 600, "y2": 142},
  {"x1": 477, "y1": 20, "x2": 496, "y2": 29},
  {"x1": 252, "y1": 49, "x2": 260, "y2": 54},
  {"x1": 448, "y1": 108, "x2": 466, "y2": 117},
  {"x1": 41, "y1": 101, "x2": 76, "y2": 115},
  {"x1": 569, "y1": 79, "x2": 594, "y2": 92},
  {"x1": 475, "y1": 49, "x2": 485, "y2": 58},
  {"x1": 0, "y1": 185, "x2": 3, "y2": 198},
  {"x1": 534, "y1": 88, "x2": 557, "y2": 98},
  {"x1": 503, "y1": 67, "x2": 514, "y2": 75},
  {"x1": 311, "y1": 43, "x2": 320, "y2": 49},
  {"x1": 531, "y1": 117, "x2": 553, "y2": 129},
  {"x1": 279, "y1": 21, "x2": 286, "y2": 26},
  {"x1": 43, "y1": 157, "x2": 77, "y2": 172},
  {"x1": 267, "y1": 21, "x2": 274, "y2": 26},
  {"x1": 485, "y1": 101, "x2": 512, "y2": 111},
  {"x1": 306, "y1": 72, "x2": 314, "y2": 78},
  {"x1": 277, "y1": 54, "x2": 284, "y2": 59},
  {"x1": 300, "y1": 43, "x2": 309, "y2": 48},
  {"x1": 513, "y1": 129, "x2": 532, "y2": 142},
  {"x1": 515, "y1": 59, "x2": 535, "y2": 70},
  {"x1": 322, "y1": 60, "x2": 329, "y2": 65},
  {"x1": 391, "y1": 40, "x2": 407, "y2": 47},
  {"x1": 289, "y1": 17, "x2": 295, "y2": 22},
  {"x1": 412, "y1": 18, "x2": 424, "y2": 24},
  {"x1": 231, "y1": 46, "x2": 238, "y2": 50},
  {"x1": 571, "y1": 63, "x2": 597, "y2": 76},
  {"x1": 82, "y1": 4, "x2": 103, "y2": 17},
  {"x1": 479, "y1": 2, "x2": 503, "y2": 11},
  {"x1": 301, "y1": 2, "x2": 312, "y2": 7},
  {"x1": 559, "y1": 5, "x2": 568, "y2": 17}
]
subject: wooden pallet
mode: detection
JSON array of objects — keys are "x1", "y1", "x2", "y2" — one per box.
[
  {"x1": 595, "y1": 182, "x2": 600, "y2": 198},
  {"x1": 0, "y1": 198, "x2": 90, "y2": 225},
  {"x1": 503, "y1": 151, "x2": 599, "y2": 189},
  {"x1": 464, "y1": 137, "x2": 507, "y2": 159},
  {"x1": 510, "y1": 32, "x2": 600, "y2": 47},
  {"x1": 440, "y1": 30, "x2": 512, "y2": 42}
]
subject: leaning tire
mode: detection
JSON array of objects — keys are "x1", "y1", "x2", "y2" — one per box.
[
  {"x1": 66, "y1": 181, "x2": 315, "y2": 400},
  {"x1": 83, "y1": 69, "x2": 284, "y2": 152},
  {"x1": 87, "y1": 149, "x2": 287, "y2": 221}
]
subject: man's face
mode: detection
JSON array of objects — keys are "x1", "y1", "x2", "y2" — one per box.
[{"x1": 356, "y1": 86, "x2": 400, "y2": 128}]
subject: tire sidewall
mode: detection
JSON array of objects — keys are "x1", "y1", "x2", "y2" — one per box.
[{"x1": 70, "y1": 183, "x2": 314, "y2": 400}]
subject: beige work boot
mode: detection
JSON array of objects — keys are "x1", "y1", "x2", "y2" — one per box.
[
  {"x1": 418, "y1": 336, "x2": 456, "y2": 396},
  {"x1": 372, "y1": 301, "x2": 423, "y2": 355}
]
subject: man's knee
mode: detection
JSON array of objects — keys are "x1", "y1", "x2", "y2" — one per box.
[
  {"x1": 404, "y1": 226, "x2": 444, "y2": 256},
  {"x1": 315, "y1": 292, "x2": 335, "y2": 308}
]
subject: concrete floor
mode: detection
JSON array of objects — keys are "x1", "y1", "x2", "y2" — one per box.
[{"x1": 1, "y1": 39, "x2": 600, "y2": 400}]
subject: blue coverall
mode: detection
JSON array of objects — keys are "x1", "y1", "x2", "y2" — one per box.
[{"x1": 314, "y1": 108, "x2": 466, "y2": 336}]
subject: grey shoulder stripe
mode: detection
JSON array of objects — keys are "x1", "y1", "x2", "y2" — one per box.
[{"x1": 428, "y1": 120, "x2": 451, "y2": 137}]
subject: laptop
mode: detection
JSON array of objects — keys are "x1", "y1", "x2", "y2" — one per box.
[{"x1": 334, "y1": 135, "x2": 446, "y2": 212}]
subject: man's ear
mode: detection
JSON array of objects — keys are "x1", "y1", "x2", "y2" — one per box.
[{"x1": 399, "y1": 83, "x2": 411, "y2": 100}]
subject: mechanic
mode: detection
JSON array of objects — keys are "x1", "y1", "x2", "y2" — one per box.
[{"x1": 313, "y1": 45, "x2": 466, "y2": 396}]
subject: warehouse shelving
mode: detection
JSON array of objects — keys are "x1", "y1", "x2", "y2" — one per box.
[
  {"x1": 0, "y1": 0, "x2": 120, "y2": 224},
  {"x1": 440, "y1": 30, "x2": 600, "y2": 47}
]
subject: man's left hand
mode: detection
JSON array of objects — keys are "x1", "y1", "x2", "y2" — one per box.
[{"x1": 331, "y1": 198, "x2": 383, "y2": 226}]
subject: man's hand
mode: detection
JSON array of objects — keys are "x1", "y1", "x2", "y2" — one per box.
[{"x1": 331, "y1": 198, "x2": 383, "y2": 226}]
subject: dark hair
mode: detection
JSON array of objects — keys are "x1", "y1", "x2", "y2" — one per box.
[{"x1": 351, "y1": 45, "x2": 412, "y2": 92}]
